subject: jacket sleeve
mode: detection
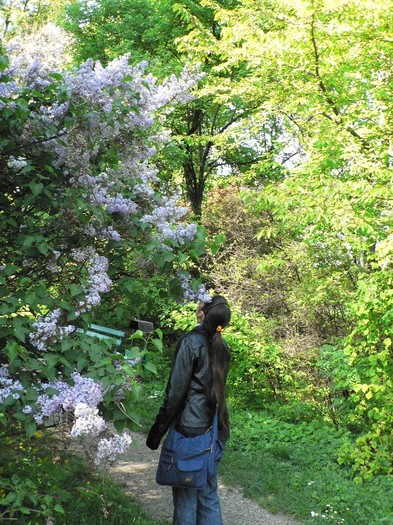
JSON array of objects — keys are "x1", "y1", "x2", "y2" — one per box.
[{"x1": 146, "y1": 336, "x2": 195, "y2": 450}]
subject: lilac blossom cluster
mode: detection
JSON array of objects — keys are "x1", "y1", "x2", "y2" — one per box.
[
  {"x1": 46, "y1": 250, "x2": 61, "y2": 273},
  {"x1": 77, "y1": 173, "x2": 138, "y2": 219},
  {"x1": 94, "y1": 432, "x2": 133, "y2": 466},
  {"x1": 82, "y1": 252, "x2": 112, "y2": 312},
  {"x1": 86, "y1": 224, "x2": 122, "y2": 242},
  {"x1": 157, "y1": 223, "x2": 198, "y2": 245},
  {"x1": 142, "y1": 196, "x2": 188, "y2": 225},
  {"x1": 0, "y1": 366, "x2": 24, "y2": 404},
  {"x1": 29, "y1": 248, "x2": 113, "y2": 351},
  {"x1": 0, "y1": 81, "x2": 18, "y2": 107},
  {"x1": 0, "y1": 366, "x2": 133, "y2": 465},
  {"x1": 6, "y1": 24, "x2": 72, "y2": 90},
  {"x1": 7, "y1": 156, "x2": 28, "y2": 171},
  {"x1": 34, "y1": 372, "x2": 104, "y2": 425},
  {"x1": 5, "y1": 37, "x2": 202, "y2": 251},
  {"x1": 0, "y1": 367, "x2": 105, "y2": 426},
  {"x1": 142, "y1": 196, "x2": 198, "y2": 245},
  {"x1": 177, "y1": 273, "x2": 212, "y2": 303},
  {"x1": 29, "y1": 309, "x2": 76, "y2": 352},
  {"x1": 71, "y1": 403, "x2": 106, "y2": 438},
  {"x1": 113, "y1": 355, "x2": 142, "y2": 372},
  {"x1": 5, "y1": 37, "x2": 202, "y2": 258}
]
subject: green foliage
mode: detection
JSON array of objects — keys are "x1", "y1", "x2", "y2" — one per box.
[
  {"x1": 177, "y1": 0, "x2": 393, "y2": 478},
  {"x1": 228, "y1": 410, "x2": 349, "y2": 466},
  {"x1": 0, "y1": 38, "x2": 208, "y2": 432},
  {"x1": 336, "y1": 270, "x2": 393, "y2": 481},
  {"x1": 63, "y1": 0, "x2": 284, "y2": 218},
  {"x1": 0, "y1": 427, "x2": 166, "y2": 524},
  {"x1": 4, "y1": 0, "x2": 393, "y2": 491},
  {"x1": 222, "y1": 409, "x2": 393, "y2": 525},
  {"x1": 163, "y1": 299, "x2": 319, "y2": 411},
  {"x1": 62, "y1": 0, "x2": 185, "y2": 73},
  {"x1": 2, "y1": 335, "x2": 141, "y2": 434},
  {"x1": 1, "y1": 0, "x2": 70, "y2": 38}
]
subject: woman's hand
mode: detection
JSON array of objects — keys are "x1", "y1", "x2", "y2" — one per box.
[{"x1": 146, "y1": 431, "x2": 160, "y2": 450}]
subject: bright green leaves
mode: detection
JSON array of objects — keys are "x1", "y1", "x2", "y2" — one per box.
[
  {"x1": 338, "y1": 271, "x2": 393, "y2": 479},
  {"x1": 186, "y1": 0, "x2": 393, "y2": 481}
]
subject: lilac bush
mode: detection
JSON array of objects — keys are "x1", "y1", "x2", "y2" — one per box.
[{"x1": 0, "y1": 32, "x2": 208, "y2": 466}]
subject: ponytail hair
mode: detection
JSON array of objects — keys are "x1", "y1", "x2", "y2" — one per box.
[{"x1": 202, "y1": 296, "x2": 231, "y2": 429}]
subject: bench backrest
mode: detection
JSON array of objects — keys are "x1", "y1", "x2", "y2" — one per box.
[{"x1": 77, "y1": 324, "x2": 126, "y2": 346}]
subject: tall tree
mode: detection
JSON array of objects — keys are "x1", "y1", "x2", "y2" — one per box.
[
  {"x1": 181, "y1": 0, "x2": 393, "y2": 478},
  {"x1": 62, "y1": 0, "x2": 286, "y2": 218},
  {"x1": 0, "y1": 0, "x2": 70, "y2": 37}
]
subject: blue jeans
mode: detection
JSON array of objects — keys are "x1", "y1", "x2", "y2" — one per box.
[{"x1": 172, "y1": 475, "x2": 223, "y2": 525}]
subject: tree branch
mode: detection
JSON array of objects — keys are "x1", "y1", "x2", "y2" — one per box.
[{"x1": 310, "y1": 11, "x2": 369, "y2": 148}]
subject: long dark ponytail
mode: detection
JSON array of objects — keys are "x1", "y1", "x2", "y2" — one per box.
[{"x1": 201, "y1": 296, "x2": 231, "y2": 428}]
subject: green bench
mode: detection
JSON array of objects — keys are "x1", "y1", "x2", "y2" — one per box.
[
  {"x1": 77, "y1": 324, "x2": 126, "y2": 346},
  {"x1": 77, "y1": 320, "x2": 154, "y2": 347}
]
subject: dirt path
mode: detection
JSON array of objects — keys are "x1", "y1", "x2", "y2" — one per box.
[{"x1": 109, "y1": 431, "x2": 299, "y2": 525}]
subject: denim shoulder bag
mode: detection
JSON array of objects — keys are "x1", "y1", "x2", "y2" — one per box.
[{"x1": 156, "y1": 410, "x2": 224, "y2": 489}]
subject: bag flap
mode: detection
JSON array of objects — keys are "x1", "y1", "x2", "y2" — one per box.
[{"x1": 177, "y1": 458, "x2": 205, "y2": 472}]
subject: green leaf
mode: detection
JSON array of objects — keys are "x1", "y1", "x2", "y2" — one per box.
[
  {"x1": 93, "y1": 357, "x2": 112, "y2": 367},
  {"x1": 122, "y1": 364, "x2": 137, "y2": 377},
  {"x1": 125, "y1": 346, "x2": 144, "y2": 359},
  {"x1": 61, "y1": 339, "x2": 74, "y2": 352},
  {"x1": 28, "y1": 181, "x2": 44, "y2": 196},
  {"x1": 14, "y1": 324, "x2": 27, "y2": 343},
  {"x1": 130, "y1": 330, "x2": 144, "y2": 340},
  {"x1": 24, "y1": 420, "x2": 37, "y2": 437},
  {"x1": 25, "y1": 387, "x2": 39, "y2": 402},
  {"x1": 70, "y1": 284, "x2": 82, "y2": 297},
  {"x1": 151, "y1": 338, "x2": 163, "y2": 352},
  {"x1": 4, "y1": 341, "x2": 20, "y2": 363},
  {"x1": 159, "y1": 250, "x2": 175, "y2": 264},
  {"x1": 177, "y1": 251, "x2": 188, "y2": 264},
  {"x1": 37, "y1": 242, "x2": 49, "y2": 256},
  {"x1": 144, "y1": 360, "x2": 157, "y2": 374}
]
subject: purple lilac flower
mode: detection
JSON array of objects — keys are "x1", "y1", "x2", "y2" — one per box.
[
  {"x1": 142, "y1": 196, "x2": 188, "y2": 225},
  {"x1": 34, "y1": 373, "x2": 104, "y2": 422},
  {"x1": 94, "y1": 433, "x2": 132, "y2": 466},
  {"x1": 0, "y1": 367, "x2": 25, "y2": 404},
  {"x1": 7, "y1": 156, "x2": 28, "y2": 171},
  {"x1": 177, "y1": 273, "x2": 212, "y2": 303},
  {"x1": 69, "y1": 249, "x2": 112, "y2": 316},
  {"x1": 29, "y1": 308, "x2": 76, "y2": 351},
  {"x1": 156, "y1": 223, "x2": 197, "y2": 245},
  {"x1": 71, "y1": 403, "x2": 106, "y2": 438}
]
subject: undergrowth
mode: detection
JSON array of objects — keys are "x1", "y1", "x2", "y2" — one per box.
[
  {"x1": 0, "y1": 428, "x2": 167, "y2": 525},
  {"x1": 221, "y1": 410, "x2": 393, "y2": 525}
]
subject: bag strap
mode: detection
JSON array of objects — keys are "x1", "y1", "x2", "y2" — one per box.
[{"x1": 211, "y1": 405, "x2": 219, "y2": 443}]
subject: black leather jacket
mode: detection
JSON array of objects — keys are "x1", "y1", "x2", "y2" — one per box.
[{"x1": 146, "y1": 325, "x2": 229, "y2": 449}]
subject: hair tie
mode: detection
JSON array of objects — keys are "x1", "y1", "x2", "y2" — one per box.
[{"x1": 216, "y1": 325, "x2": 223, "y2": 333}]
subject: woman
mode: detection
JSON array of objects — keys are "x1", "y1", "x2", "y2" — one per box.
[{"x1": 146, "y1": 295, "x2": 231, "y2": 525}]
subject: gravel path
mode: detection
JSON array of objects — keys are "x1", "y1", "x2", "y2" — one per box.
[{"x1": 109, "y1": 431, "x2": 299, "y2": 525}]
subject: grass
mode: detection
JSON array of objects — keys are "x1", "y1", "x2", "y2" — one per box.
[{"x1": 220, "y1": 409, "x2": 393, "y2": 525}]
